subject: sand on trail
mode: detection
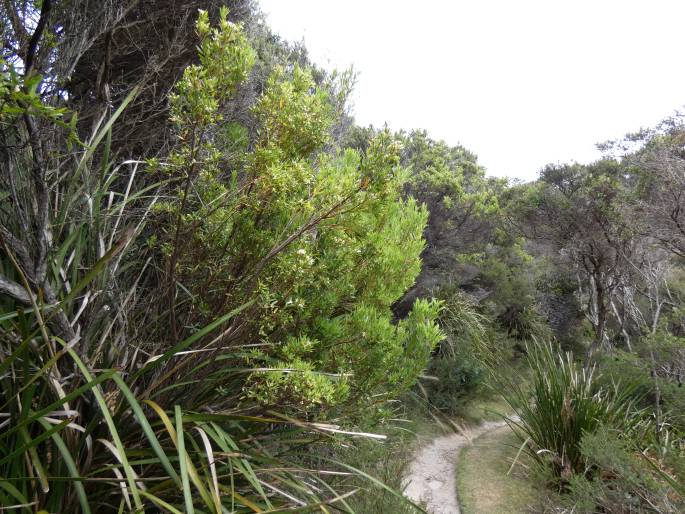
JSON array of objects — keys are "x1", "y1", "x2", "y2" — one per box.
[{"x1": 403, "y1": 420, "x2": 508, "y2": 514}]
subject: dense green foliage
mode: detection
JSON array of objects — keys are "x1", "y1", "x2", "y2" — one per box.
[
  {"x1": 567, "y1": 427, "x2": 684, "y2": 513},
  {"x1": 0, "y1": 6, "x2": 440, "y2": 512},
  {"x1": 421, "y1": 290, "x2": 489, "y2": 414},
  {"x1": 152, "y1": 11, "x2": 441, "y2": 416}
]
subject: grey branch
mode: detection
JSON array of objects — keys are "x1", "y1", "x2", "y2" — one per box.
[{"x1": 0, "y1": 274, "x2": 32, "y2": 304}]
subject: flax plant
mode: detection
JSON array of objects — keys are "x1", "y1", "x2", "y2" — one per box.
[{"x1": 495, "y1": 342, "x2": 642, "y2": 481}]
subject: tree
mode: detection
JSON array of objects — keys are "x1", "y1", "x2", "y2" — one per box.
[
  {"x1": 148, "y1": 11, "x2": 442, "y2": 416},
  {"x1": 512, "y1": 160, "x2": 638, "y2": 361},
  {"x1": 624, "y1": 118, "x2": 685, "y2": 260},
  {"x1": 388, "y1": 130, "x2": 501, "y2": 313}
]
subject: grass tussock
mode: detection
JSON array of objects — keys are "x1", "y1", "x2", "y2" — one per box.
[{"x1": 496, "y1": 341, "x2": 642, "y2": 479}]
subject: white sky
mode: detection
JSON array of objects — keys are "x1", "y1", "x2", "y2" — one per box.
[{"x1": 259, "y1": 0, "x2": 685, "y2": 181}]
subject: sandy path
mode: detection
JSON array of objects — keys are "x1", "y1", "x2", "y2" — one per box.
[{"x1": 403, "y1": 420, "x2": 508, "y2": 514}]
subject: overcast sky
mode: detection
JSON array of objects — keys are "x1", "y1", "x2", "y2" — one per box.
[{"x1": 259, "y1": 0, "x2": 685, "y2": 181}]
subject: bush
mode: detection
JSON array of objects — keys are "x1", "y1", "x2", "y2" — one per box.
[
  {"x1": 497, "y1": 341, "x2": 643, "y2": 481},
  {"x1": 567, "y1": 427, "x2": 684, "y2": 513},
  {"x1": 597, "y1": 343, "x2": 685, "y2": 434},
  {"x1": 151, "y1": 17, "x2": 443, "y2": 416},
  {"x1": 424, "y1": 353, "x2": 485, "y2": 414},
  {"x1": 421, "y1": 290, "x2": 489, "y2": 414}
]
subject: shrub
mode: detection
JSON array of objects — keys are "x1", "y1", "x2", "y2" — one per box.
[
  {"x1": 597, "y1": 342, "x2": 685, "y2": 434},
  {"x1": 422, "y1": 290, "x2": 489, "y2": 414},
  {"x1": 150, "y1": 9, "x2": 443, "y2": 416},
  {"x1": 424, "y1": 353, "x2": 485, "y2": 414},
  {"x1": 497, "y1": 341, "x2": 643, "y2": 481},
  {"x1": 566, "y1": 427, "x2": 684, "y2": 513}
]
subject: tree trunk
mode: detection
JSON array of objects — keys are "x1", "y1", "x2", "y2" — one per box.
[{"x1": 585, "y1": 278, "x2": 606, "y2": 369}]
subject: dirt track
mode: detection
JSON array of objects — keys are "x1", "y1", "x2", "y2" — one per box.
[{"x1": 403, "y1": 420, "x2": 508, "y2": 514}]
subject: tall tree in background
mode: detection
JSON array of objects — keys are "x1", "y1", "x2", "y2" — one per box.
[
  {"x1": 626, "y1": 118, "x2": 685, "y2": 260},
  {"x1": 512, "y1": 161, "x2": 638, "y2": 361}
]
